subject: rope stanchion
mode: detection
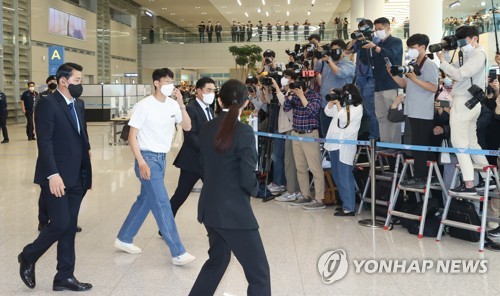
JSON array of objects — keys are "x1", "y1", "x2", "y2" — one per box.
[{"x1": 358, "y1": 138, "x2": 385, "y2": 229}]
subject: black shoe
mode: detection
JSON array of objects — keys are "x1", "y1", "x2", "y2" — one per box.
[
  {"x1": 18, "y1": 253, "x2": 35, "y2": 289},
  {"x1": 400, "y1": 177, "x2": 426, "y2": 189},
  {"x1": 1, "y1": 139, "x2": 8, "y2": 143},
  {"x1": 334, "y1": 210, "x2": 355, "y2": 216},
  {"x1": 28, "y1": 138, "x2": 33, "y2": 141},
  {"x1": 335, "y1": 207, "x2": 343, "y2": 213},
  {"x1": 53, "y1": 277, "x2": 92, "y2": 292},
  {"x1": 32, "y1": 137, "x2": 36, "y2": 140},
  {"x1": 37, "y1": 223, "x2": 47, "y2": 232},
  {"x1": 158, "y1": 230, "x2": 162, "y2": 238},
  {"x1": 262, "y1": 195, "x2": 275, "y2": 202},
  {"x1": 449, "y1": 184, "x2": 477, "y2": 195},
  {"x1": 76, "y1": 226, "x2": 82, "y2": 232},
  {"x1": 476, "y1": 179, "x2": 497, "y2": 191},
  {"x1": 488, "y1": 226, "x2": 500, "y2": 238}
]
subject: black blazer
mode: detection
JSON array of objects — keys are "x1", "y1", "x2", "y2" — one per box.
[
  {"x1": 33, "y1": 91, "x2": 92, "y2": 190},
  {"x1": 173, "y1": 99, "x2": 214, "y2": 173},
  {"x1": 197, "y1": 113, "x2": 259, "y2": 229}
]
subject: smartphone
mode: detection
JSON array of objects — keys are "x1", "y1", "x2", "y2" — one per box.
[
  {"x1": 384, "y1": 57, "x2": 392, "y2": 67},
  {"x1": 489, "y1": 69, "x2": 498, "y2": 83},
  {"x1": 437, "y1": 100, "x2": 451, "y2": 108}
]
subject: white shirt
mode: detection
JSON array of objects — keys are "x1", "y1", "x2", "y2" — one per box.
[
  {"x1": 196, "y1": 98, "x2": 211, "y2": 121},
  {"x1": 58, "y1": 90, "x2": 80, "y2": 134},
  {"x1": 128, "y1": 95, "x2": 182, "y2": 153},
  {"x1": 324, "y1": 104, "x2": 363, "y2": 165}
]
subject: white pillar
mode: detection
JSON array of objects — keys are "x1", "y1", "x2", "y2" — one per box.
[
  {"x1": 351, "y1": 0, "x2": 364, "y2": 31},
  {"x1": 364, "y1": 0, "x2": 384, "y2": 23},
  {"x1": 410, "y1": 0, "x2": 443, "y2": 45}
]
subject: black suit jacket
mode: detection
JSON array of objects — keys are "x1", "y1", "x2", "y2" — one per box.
[
  {"x1": 33, "y1": 91, "x2": 92, "y2": 190},
  {"x1": 173, "y1": 99, "x2": 213, "y2": 173},
  {"x1": 197, "y1": 113, "x2": 259, "y2": 229}
]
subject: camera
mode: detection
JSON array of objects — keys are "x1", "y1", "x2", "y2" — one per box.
[
  {"x1": 465, "y1": 84, "x2": 487, "y2": 109},
  {"x1": 313, "y1": 44, "x2": 331, "y2": 59},
  {"x1": 261, "y1": 77, "x2": 273, "y2": 86},
  {"x1": 325, "y1": 88, "x2": 342, "y2": 102},
  {"x1": 428, "y1": 35, "x2": 467, "y2": 53},
  {"x1": 351, "y1": 25, "x2": 373, "y2": 39},
  {"x1": 390, "y1": 60, "x2": 421, "y2": 76},
  {"x1": 289, "y1": 79, "x2": 308, "y2": 91}
]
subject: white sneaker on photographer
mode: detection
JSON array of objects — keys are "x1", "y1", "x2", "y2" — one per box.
[{"x1": 275, "y1": 192, "x2": 299, "y2": 202}]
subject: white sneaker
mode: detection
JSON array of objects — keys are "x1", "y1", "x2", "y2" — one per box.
[
  {"x1": 172, "y1": 252, "x2": 196, "y2": 266},
  {"x1": 114, "y1": 238, "x2": 142, "y2": 254},
  {"x1": 275, "y1": 192, "x2": 298, "y2": 202},
  {"x1": 267, "y1": 183, "x2": 278, "y2": 191},
  {"x1": 270, "y1": 185, "x2": 285, "y2": 194}
]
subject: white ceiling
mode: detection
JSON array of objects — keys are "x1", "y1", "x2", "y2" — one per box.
[{"x1": 134, "y1": 0, "x2": 498, "y2": 29}]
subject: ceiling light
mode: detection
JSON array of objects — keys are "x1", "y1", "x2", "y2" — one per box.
[
  {"x1": 245, "y1": 12, "x2": 249, "y2": 17},
  {"x1": 307, "y1": 10, "x2": 311, "y2": 16},
  {"x1": 145, "y1": 10, "x2": 153, "y2": 17},
  {"x1": 449, "y1": 1, "x2": 460, "y2": 8},
  {"x1": 237, "y1": 0, "x2": 242, "y2": 6},
  {"x1": 266, "y1": 11, "x2": 269, "y2": 16},
  {"x1": 258, "y1": 8, "x2": 261, "y2": 13},
  {"x1": 262, "y1": 0, "x2": 266, "y2": 5},
  {"x1": 286, "y1": 11, "x2": 289, "y2": 16},
  {"x1": 481, "y1": 1, "x2": 485, "y2": 6},
  {"x1": 311, "y1": 0, "x2": 315, "y2": 4},
  {"x1": 288, "y1": 0, "x2": 291, "y2": 4}
]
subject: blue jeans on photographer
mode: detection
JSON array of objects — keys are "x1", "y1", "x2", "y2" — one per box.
[
  {"x1": 117, "y1": 151, "x2": 186, "y2": 257},
  {"x1": 356, "y1": 76, "x2": 378, "y2": 139},
  {"x1": 329, "y1": 150, "x2": 356, "y2": 212},
  {"x1": 271, "y1": 137, "x2": 286, "y2": 186}
]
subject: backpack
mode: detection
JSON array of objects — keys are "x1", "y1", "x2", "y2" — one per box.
[
  {"x1": 446, "y1": 199, "x2": 480, "y2": 242},
  {"x1": 400, "y1": 198, "x2": 442, "y2": 237}
]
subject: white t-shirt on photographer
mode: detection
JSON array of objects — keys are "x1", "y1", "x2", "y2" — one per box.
[{"x1": 128, "y1": 95, "x2": 182, "y2": 153}]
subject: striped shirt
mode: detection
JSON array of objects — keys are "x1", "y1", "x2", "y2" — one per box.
[{"x1": 283, "y1": 89, "x2": 321, "y2": 131}]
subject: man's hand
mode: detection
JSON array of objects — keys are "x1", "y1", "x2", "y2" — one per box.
[
  {"x1": 270, "y1": 77, "x2": 279, "y2": 89},
  {"x1": 49, "y1": 174, "x2": 66, "y2": 198},
  {"x1": 173, "y1": 88, "x2": 183, "y2": 105},
  {"x1": 292, "y1": 86, "x2": 304, "y2": 98},
  {"x1": 321, "y1": 55, "x2": 330, "y2": 62},
  {"x1": 362, "y1": 41, "x2": 376, "y2": 49},
  {"x1": 404, "y1": 71, "x2": 417, "y2": 81},
  {"x1": 138, "y1": 162, "x2": 151, "y2": 180},
  {"x1": 495, "y1": 53, "x2": 500, "y2": 66},
  {"x1": 22, "y1": 109, "x2": 26, "y2": 114},
  {"x1": 436, "y1": 51, "x2": 445, "y2": 62},
  {"x1": 489, "y1": 79, "x2": 499, "y2": 95},
  {"x1": 433, "y1": 126, "x2": 444, "y2": 135}
]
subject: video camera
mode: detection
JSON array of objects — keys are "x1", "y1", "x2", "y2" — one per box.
[
  {"x1": 428, "y1": 34, "x2": 467, "y2": 53},
  {"x1": 351, "y1": 24, "x2": 373, "y2": 47},
  {"x1": 390, "y1": 60, "x2": 422, "y2": 76}
]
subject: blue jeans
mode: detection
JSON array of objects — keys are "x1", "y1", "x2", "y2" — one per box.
[
  {"x1": 356, "y1": 76, "x2": 378, "y2": 139},
  {"x1": 271, "y1": 137, "x2": 286, "y2": 186},
  {"x1": 329, "y1": 150, "x2": 356, "y2": 212},
  {"x1": 117, "y1": 151, "x2": 186, "y2": 257}
]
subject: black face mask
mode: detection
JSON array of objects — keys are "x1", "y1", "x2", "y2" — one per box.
[
  {"x1": 68, "y1": 84, "x2": 83, "y2": 98},
  {"x1": 48, "y1": 83, "x2": 57, "y2": 91},
  {"x1": 330, "y1": 49, "x2": 343, "y2": 61}
]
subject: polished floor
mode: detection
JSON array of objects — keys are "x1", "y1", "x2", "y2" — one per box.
[{"x1": 0, "y1": 123, "x2": 499, "y2": 296}]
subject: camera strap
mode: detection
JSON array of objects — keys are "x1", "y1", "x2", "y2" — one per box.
[
  {"x1": 337, "y1": 105, "x2": 351, "y2": 129},
  {"x1": 458, "y1": 50, "x2": 475, "y2": 88}
]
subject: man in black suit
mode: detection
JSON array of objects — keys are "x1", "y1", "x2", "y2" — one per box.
[
  {"x1": 18, "y1": 62, "x2": 93, "y2": 292},
  {"x1": 190, "y1": 80, "x2": 271, "y2": 296},
  {"x1": 170, "y1": 77, "x2": 215, "y2": 217}
]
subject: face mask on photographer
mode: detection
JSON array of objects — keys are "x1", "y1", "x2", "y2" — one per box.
[
  {"x1": 407, "y1": 48, "x2": 419, "y2": 60},
  {"x1": 443, "y1": 77, "x2": 453, "y2": 87},
  {"x1": 280, "y1": 77, "x2": 289, "y2": 87},
  {"x1": 461, "y1": 36, "x2": 477, "y2": 54},
  {"x1": 330, "y1": 48, "x2": 343, "y2": 61}
]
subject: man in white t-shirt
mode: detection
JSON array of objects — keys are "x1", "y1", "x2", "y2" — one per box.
[{"x1": 114, "y1": 68, "x2": 195, "y2": 266}]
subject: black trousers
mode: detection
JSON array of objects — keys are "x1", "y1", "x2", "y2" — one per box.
[
  {"x1": 190, "y1": 226, "x2": 271, "y2": 296},
  {"x1": 216, "y1": 32, "x2": 221, "y2": 42},
  {"x1": 0, "y1": 110, "x2": 8, "y2": 140},
  {"x1": 25, "y1": 110, "x2": 34, "y2": 139},
  {"x1": 409, "y1": 117, "x2": 435, "y2": 179},
  {"x1": 170, "y1": 169, "x2": 201, "y2": 217},
  {"x1": 232, "y1": 32, "x2": 236, "y2": 42},
  {"x1": 23, "y1": 183, "x2": 83, "y2": 280},
  {"x1": 207, "y1": 32, "x2": 212, "y2": 43}
]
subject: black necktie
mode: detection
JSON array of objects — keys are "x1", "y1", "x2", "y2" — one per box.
[
  {"x1": 205, "y1": 107, "x2": 212, "y2": 121},
  {"x1": 68, "y1": 102, "x2": 80, "y2": 134}
]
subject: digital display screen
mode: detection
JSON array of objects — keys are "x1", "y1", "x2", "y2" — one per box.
[{"x1": 49, "y1": 7, "x2": 86, "y2": 40}]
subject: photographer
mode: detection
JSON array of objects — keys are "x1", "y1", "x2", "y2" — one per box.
[
  {"x1": 361, "y1": 17, "x2": 403, "y2": 146},
  {"x1": 437, "y1": 25, "x2": 490, "y2": 195},
  {"x1": 283, "y1": 76, "x2": 325, "y2": 210},
  {"x1": 388, "y1": 34, "x2": 439, "y2": 189},
  {"x1": 314, "y1": 39, "x2": 355, "y2": 138},
  {"x1": 324, "y1": 84, "x2": 364, "y2": 216},
  {"x1": 346, "y1": 19, "x2": 378, "y2": 140}
]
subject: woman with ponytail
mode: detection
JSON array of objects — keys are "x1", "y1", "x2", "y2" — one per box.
[{"x1": 190, "y1": 79, "x2": 271, "y2": 296}]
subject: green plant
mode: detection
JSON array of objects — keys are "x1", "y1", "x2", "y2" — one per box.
[{"x1": 228, "y1": 45, "x2": 263, "y2": 79}]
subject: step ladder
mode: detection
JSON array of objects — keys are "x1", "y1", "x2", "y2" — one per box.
[
  {"x1": 357, "y1": 151, "x2": 406, "y2": 215},
  {"x1": 436, "y1": 165, "x2": 500, "y2": 252},
  {"x1": 384, "y1": 160, "x2": 447, "y2": 238}
]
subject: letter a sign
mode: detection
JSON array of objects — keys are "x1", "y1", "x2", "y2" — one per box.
[{"x1": 48, "y1": 46, "x2": 64, "y2": 75}]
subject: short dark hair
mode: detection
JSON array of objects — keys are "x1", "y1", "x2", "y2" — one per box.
[
  {"x1": 330, "y1": 39, "x2": 347, "y2": 50},
  {"x1": 56, "y1": 62, "x2": 83, "y2": 83},
  {"x1": 308, "y1": 33, "x2": 321, "y2": 42},
  {"x1": 282, "y1": 69, "x2": 299, "y2": 80},
  {"x1": 374, "y1": 17, "x2": 390, "y2": 26},
  {"x1": 196, "y1": 77, "x2": 215, "y2": 89},
  {"x1": 358, "y1": 19, "x2": 373, "y2": 29},
  {"x1": 152, "y1": 68, "x2": 174, "y2": 83},
  {"x1": 455, "y1": 25, "x2": 480, "y2": 41},
  {"x1": 27, "y1": 81, "x2": 35, "y2": 86},
  {"x1": 406, "y1": 33, "x2": 430, "y2": 49}
]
